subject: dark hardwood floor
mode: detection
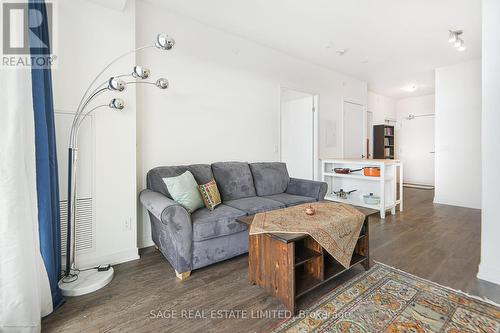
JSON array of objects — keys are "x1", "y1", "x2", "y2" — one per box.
[{"x1": 42, "y1": 188, "x2": 500, "y2": 333}]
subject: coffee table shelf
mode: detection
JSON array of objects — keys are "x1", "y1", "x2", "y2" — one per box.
[
  {"x1": 294, "y1": 247, "x2": 322, "y2": 267},
  {"x1": 295, "y1": 239, "x2": 368, "y2": 299},
  {"x1": 295, "y1": 272, "x2": 323, "y2": 298}
]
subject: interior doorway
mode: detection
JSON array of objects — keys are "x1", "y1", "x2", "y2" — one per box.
[
  {"x1": 399, "y1": 114, "x2": 435, "y2": 187},
  {"x1": 343, "y1": 101, "x2": 366, "y2": 159},
  {"x1": 280, "y1": 87, "x2": 318, "y2": 180}
]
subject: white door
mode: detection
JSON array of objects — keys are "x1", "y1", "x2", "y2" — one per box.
[
  {"x1": 343, "y1": 102, "x2": 365, "y2": 159},
  {"x1": 400, "y1": 116, "x2": 435, "y2": 186},
  {"x1": 281, "y1": 93, "x2": 315, "y2": 179}
]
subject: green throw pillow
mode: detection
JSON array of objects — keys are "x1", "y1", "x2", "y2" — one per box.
[{"x1": 163, "y1": 171, "x2": 204, "y2": 213}]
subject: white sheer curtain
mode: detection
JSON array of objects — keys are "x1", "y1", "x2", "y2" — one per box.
[{"x1": 0, "y1": 70, "x2": 53, "y2": 331}]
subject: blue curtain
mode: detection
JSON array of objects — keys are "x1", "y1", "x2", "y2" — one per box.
[{"x1": 29, "y1": 0, "x2": 64, "y2": 311}]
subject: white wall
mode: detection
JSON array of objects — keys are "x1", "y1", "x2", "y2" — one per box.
[
  {"x1": 396, "y1": 94, "x2": 435, "y2": 121},
  {"x1": 368, "y1": 91, "x2": 396, "y2": 125},
  {"x1": 434, "y1": 60, "x2": 481, "y2": 209},
  {"x1": 396, "y1": 95, "x2": 435, "y2": 185},
  {"x1": 52, "y1": 0, "x2": 138, "y2": 266},
  {"x1": 136, "y1": 0, "x2": 367, "y2": 247},
  {"x1": 478, "y1": 0, "x2": 500, "y2": 285}
]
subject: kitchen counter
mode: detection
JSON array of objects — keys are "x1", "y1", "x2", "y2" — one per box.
[{"x1": 321, "y1": 159, "x2": 403, "y2": 219}]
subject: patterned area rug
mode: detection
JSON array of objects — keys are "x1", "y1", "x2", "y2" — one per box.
[{"x1": 272, "y1": 263, "x2": 500, "y2": 333}]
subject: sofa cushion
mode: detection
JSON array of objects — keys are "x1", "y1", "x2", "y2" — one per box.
[
  {"x1": 263, "y1": 193, "x2": 316, "y2": 207},
  {"x1": 249, "y1": 162, "x2": 290, "y2": 196},
  {"x1": 211, "y1": 162, "x2": 257, "y2": 201},
  {"x1": 147, "y1": 164, "x2": 213, "y2": 199},
  {"x1": 191, "y1": 204, "x2": 247, "y2": 241},
  {"x1": 224, "y1": 196, "x2": 285, "y2": 215}
]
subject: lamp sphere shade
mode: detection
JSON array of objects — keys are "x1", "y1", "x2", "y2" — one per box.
[
  {"x1": 156, "y1": 33, "x2": 175, "y2": 50},
  {"x1": 109, "y1": 98, "x2": 125, "y2": 110},
  {"x1": 133, "y1": 66, "x2": 150, "y2": 79},
  {"x1": 156, "y1": 78, "x2": 169, "y2": 89},
  {"x1": 108, "y1": 77, "x2": 127, "y2": 91}
]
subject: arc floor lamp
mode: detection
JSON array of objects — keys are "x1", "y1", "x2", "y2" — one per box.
[{"x1": 58, "y1": 33, "x2": 175, "y2": 296}]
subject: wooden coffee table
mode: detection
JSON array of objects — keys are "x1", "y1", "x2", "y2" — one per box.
[{"x1": 237, "y1": 205, "x2": 377, "y2": 314}]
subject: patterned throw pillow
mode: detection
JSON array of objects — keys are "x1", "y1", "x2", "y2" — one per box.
[{"x1": 198, "y1": 180, "x2": 222, "y2": 211}]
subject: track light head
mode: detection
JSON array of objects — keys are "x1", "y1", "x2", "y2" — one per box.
[
  {"x1": 448, "y1": 30, "x2": 465, "y2": 52},
  {"x1": 448, "y1": 32, "x2": 456, "y2": 43}
]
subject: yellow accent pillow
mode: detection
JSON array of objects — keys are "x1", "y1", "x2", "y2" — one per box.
[{"x1": 198, "y1": 180, "x2": 222, "y2": 211}]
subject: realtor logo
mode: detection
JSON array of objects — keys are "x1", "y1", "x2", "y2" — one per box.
[{"x1": 1, "y1": 1, "x2": 57, "y2": 68}]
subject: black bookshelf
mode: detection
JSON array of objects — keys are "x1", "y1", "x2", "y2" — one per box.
[{"x1": 373, "y1": 125, "x2": 395, "y2": 159}]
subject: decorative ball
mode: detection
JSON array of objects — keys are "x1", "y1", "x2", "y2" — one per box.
[{"x1": 305, "y1": 206, "x2": 315, "y2": 215}]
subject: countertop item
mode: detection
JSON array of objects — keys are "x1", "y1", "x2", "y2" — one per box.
[
  {"x1": 333, "y1": 168, "x2": 363, "y2": 174},
  {"x1": 332, "y1": 189, "x2": 357, "y2": 199},
  {"x1": 363, "y1": 167, "x2": 381, "y2": 177},
  {"x1": 363, "y1": 193, "x2": 381, "y2": 205}
]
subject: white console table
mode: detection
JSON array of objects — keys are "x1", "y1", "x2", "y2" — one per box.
[{"x1": 321, "y1": 159, "x2": 403, "y2": 219}]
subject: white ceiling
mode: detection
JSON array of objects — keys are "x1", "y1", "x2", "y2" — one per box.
[{"x1": 146, "y1": 0, "x2": 481, "y2": 99}]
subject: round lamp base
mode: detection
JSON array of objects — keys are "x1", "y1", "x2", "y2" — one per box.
[{"x1": 58, "y1": 267, "x2": 114, "y2": 297}]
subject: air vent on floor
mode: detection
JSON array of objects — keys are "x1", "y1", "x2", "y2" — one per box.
[{"x1": 60, "y1": 198, "x2": 94, "y2": 255}]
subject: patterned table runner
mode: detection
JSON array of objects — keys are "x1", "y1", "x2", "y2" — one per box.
[{"x1": 249, "y1": 202, "x2": 365, "y2": 268}]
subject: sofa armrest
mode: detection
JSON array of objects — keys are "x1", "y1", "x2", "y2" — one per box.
[
  {"x1": 139, "y1": 189, "x2": 193, "y2": 273},
  {"x1": 286, "y1": 178, "x2": 328, "y2": 201},
  {"x1": 140, "y1": 189, "x2": 179, "y2": 220}
]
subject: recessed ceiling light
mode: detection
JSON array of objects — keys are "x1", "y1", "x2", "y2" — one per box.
[
  {"x1": 324, "y1": 41, "x2": 335, "y2": 49},
  {"x1": 336, "y1": 49, "x2": 348, "y2": 56},
  {"x1": 402, "y1": 84, "x2": 418, "y2": 92}
]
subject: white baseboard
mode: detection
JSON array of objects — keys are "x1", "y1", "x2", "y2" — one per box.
[
  {"x1": 433, "y1": 197, "x2": 481, "y2": 210},
  {"x1": 65, "y1": 248, "x2": 140, "y2": 269},
  {"x1": 478, "y1": 263, "x2": 500, "y2": 285},
  {"x1": 139, "y1": 237, "x2": 154, "y2": 249}
]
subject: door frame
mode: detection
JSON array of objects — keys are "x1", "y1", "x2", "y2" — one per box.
[
  {"x1": 279, "y1": 85, "x2": 319, "y2": 180},
  {"x1": 341, "y1": 99, "x2": 367, "y2": 159}
]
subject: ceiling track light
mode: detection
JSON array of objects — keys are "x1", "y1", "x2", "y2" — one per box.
[{"x1": 448, "y1": 30, "x2": 465, "y2": 51}]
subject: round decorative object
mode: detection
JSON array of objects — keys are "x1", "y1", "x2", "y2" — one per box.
[
  {"x1": 156, "y1": 33, "x2": 175, "y2": 50},
  {"x1": 108, "y1": 77, "x2": 126, "y2": 91},
  {"x1": 58, "y1": 267, "x2": 114, "y2": 297},
  {"x1": 156, "y1": 78, "x2": 169, "y2": 89},
  {"x1": 109, "y1": 98, "x2": 125, "y2": 110},
  {"x1": 133, "y1": 65, "x2": 150, "y2": 79},
  {"x1": 305, "y1": 206, "x2": 315, "y2": 215}
]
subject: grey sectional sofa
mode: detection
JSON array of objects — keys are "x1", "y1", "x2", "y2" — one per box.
[{"x1": 140, "y1": 161, "x2": 327, "y2": 279}]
